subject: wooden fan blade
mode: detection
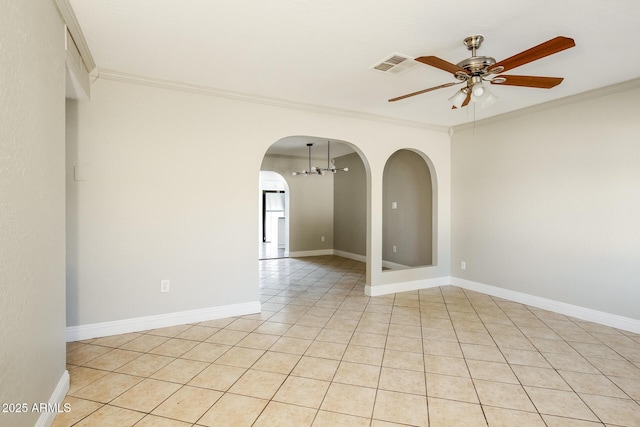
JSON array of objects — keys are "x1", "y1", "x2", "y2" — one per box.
[
  {"x1": 452, "y1": 91, "x2": 472, "y2": 109},
  {"x1": 489, "y1": 36, "x2": 575, "y2": 73},
  {"x1": 415, "y1": 56, "x2": 469, "y2": 76},
  {"x1": 388, "y1": 81, "x2": 460, "y2": 102},
  {"x1": 491, "y1": 75, "x2": 564, "y2": 88},
  {"x1": 461, "y1": 91, "x2": 471, "y2": 107}
]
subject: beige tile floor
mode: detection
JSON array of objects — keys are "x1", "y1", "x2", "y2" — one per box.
[{"x1": 56, "y1": 256, "x2": 640, "y2": 426}]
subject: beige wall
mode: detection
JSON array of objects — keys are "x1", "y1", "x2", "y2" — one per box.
[
  {"x1": 382, "y1": 150, "x2": 433, "y2": 267},
  {"x1": 261, "y1": 154, "x2": 334, "y2": 252},
  {"x1": 67, "y1": 77, "x2": 452, "y2": 327},
  {"x1": 0, "y1": 1, "x2": 67, "y2": 426},
  {"x1": 334, "y1": 153, "x2": 367, "y2": 257},
  {"x1": 451, "y1": 84, "x2": 640, "y2": 320}
]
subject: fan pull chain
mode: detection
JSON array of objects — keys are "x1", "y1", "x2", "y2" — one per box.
[{"x1": 473, "y1": 103, "x2": 476, "y2": 135}]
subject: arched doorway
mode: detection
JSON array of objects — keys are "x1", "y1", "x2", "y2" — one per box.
[
  {"x1": 260, "y1": 136, "x2": 369, "y2": 266},
  {"x1": 259, "y1": 171, "x2": 289, "y2": 259}
]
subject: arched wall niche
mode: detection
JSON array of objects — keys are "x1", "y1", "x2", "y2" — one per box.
[{"x1": 382, "y1": 148, "x2": 437, "y2": 270}]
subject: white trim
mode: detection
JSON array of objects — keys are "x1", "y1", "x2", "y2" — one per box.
[
  {"x1": 52, "y1": 0, "x2": 95, "y2": 71},
  {"x1": 451, "y1": 77, "x2": 640, "y2": 133},
  {"x1": 452, "y1": 277, "x2": 640, "y2": 334},
  {"x1": 35, "y1": 370, "x2": 69, "y2": 427},
  {"x1": 66, "y1": 301, "x2": 261, "y2": 342},
  {"x1": 291, "y1": 249, "x2": 367, "y2": 262},
  {"x1": 96, "y1": 69, "x2": 447, "y2": 132},
  {"x1": 363, "y1": 274, "x2": 640, "y2": 334},
  {"x1": 366, "y1": 276, "x2": 450, "y2": 297},
  {"x1": 333, "y1": 250, "x2": 366, "y2": 263},
  {"x1": 289, "y1": 249, "x2": 335, "y2": 258},
  {"x1": 95, "y1": 72, "x2": 640, "y2": 133}
]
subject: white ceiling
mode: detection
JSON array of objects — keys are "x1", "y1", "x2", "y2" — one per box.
[
  {"x1": 267, "y1": 136, "x2": 356, "y2": 160},
  {"x1": 69, "y1": 0, "x2": 640, "y2": 131}
]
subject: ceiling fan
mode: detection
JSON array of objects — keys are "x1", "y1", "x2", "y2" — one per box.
[{"x1": 389, "y1": 35, "x2": 575, "y2": 108}]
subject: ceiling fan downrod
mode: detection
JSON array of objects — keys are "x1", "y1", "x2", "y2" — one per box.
[{"x1": 456, "y1": 34, "x2": 499, "y2": 79}]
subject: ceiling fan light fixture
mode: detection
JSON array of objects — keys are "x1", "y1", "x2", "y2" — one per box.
[
  {"x1": 479, "y1": 91, "x2": 498, "y2": 107},
  {"x1": 448, "y1": 89, "x2": 468, "y2": 109},
  {"x1": 472, "y1": 85, "x2": 497, "y2": 107},
  {"x1": 471, "y1": 81, "x2": 485, "y2": 97}
]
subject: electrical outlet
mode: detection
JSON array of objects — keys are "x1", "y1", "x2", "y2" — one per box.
[
  {"x1": 321, "y1": 236, "x2": 325, "y2": 242},
  {"x1": 460, "y1": 261, "x2": 466, "y2": 270},
  {"x1": 160, "y1": 280, "x2": 170, "y2": 293},
  {"x1": 392, "y1": 245, "x2": 397, "y2": 253}
]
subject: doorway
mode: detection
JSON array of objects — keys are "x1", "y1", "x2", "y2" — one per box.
[{"x1": 259, "y1": 171, "x2": 289, "y2": 259}]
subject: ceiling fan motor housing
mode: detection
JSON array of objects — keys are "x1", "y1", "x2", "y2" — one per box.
[
  {"x1": 455, "y1": 34, "x2": 496, "y2": 78},
  {"x1": 456, "y1": 56, "x2": 496, "y2": 78}
]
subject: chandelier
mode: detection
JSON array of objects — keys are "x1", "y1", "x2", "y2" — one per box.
[{"x1": 292, "y1": 141, "x2": 349, "y2": 176}]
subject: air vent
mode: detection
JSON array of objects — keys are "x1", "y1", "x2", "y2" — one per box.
[{"x1": 370, "y1": 53, "x2": 417, "y2": 75}]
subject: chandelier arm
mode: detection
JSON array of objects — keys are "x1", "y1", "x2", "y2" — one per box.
[
  {"x1": 327, "y1": 141, "x2": 330, "y2": 170},
  {"x1": 293, "y1": 141, "x2": 348, "y2": 176}
]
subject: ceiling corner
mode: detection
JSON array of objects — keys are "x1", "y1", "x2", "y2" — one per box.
[{"x1": 53, "y1": 0, "x2": 96, "y2": 73}]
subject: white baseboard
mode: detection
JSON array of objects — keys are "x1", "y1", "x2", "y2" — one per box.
[
  {"x1": 35, "y1": 370, "x2": 69, "y2": 427},
  {"x1": 289, "y1": 249, "x2": 335, "y2": 257},
  {"x1": 365, "y1": 275, "x2": 640, "y2": 334},
  {"x1": 366, "y1": 276, "x2": 451, "y2": 297},
  {"x1": 333, "y1": 250, "x2": 366, "y2": 263},
  {"x1": 451, "y1": 277, "x2": 640, "y2": 335},
  {"x1": 66, "y1": 301, "x2": 261, "y2": 342}
]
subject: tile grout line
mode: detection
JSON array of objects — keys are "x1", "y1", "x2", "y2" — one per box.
[{"x1": 60, "y1": 256, "x2": 640, "y2": 427}]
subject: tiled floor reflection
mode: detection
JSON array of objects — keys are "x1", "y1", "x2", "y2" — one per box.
[{"x1": 56, "y1": 256, "x2": 640, "y2": 426}]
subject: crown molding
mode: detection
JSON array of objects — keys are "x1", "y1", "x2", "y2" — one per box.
[
  {"x1": 94, "y1": 69, "x2": 449, "y2": 133},
  {"x1": 52, "y1": 0, "x2": 96, "y2": 72},
  {"x1": 80, "y1": 69, "x2": 640, "y2": 136},
  {"x1": 451, "y1": 77, "x2": 640, "y2": 133}
]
